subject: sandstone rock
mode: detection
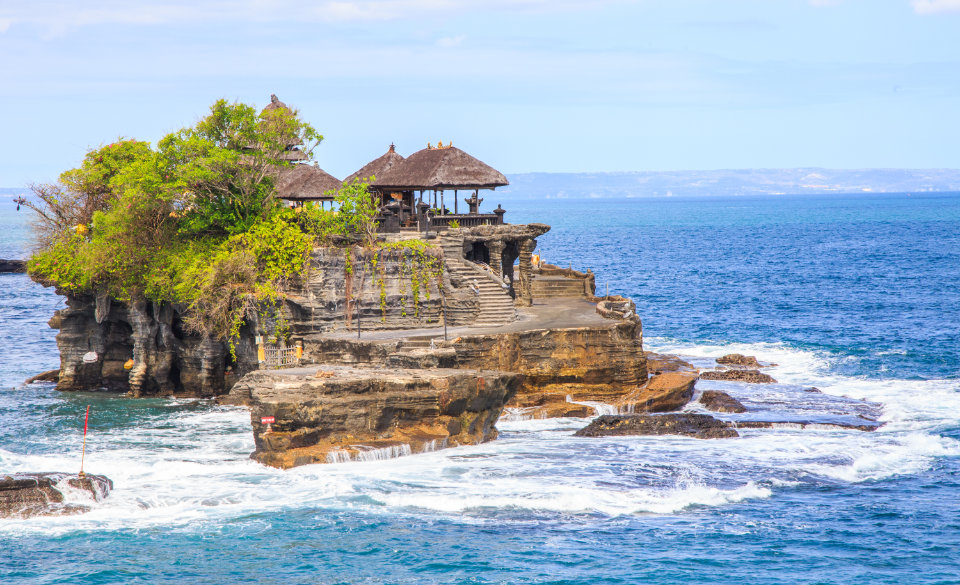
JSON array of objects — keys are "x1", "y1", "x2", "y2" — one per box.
[
  {"x1": 715, "y1": 353, "x2": 762, "y2": 367},
  {"x1": 456, "y1": 322, "x2": 648, "y2": 411},
  {"x1": 699, "y1": 390, "x2": 747, "y2": 413},
  {"x1": 644, "y1": 352, "x2": 697, "y2": 375},
  {"x1": 574, "y1": 413, "x2": 739, "y2": 439},
  {"x1": 506, "y1": 393, "x2": 596, "y2": 419},
  {"x1": 617, "y1": 372, "x2": 698, "y2": 413},
  {"x1": 24, "y1": 370, "x2": 60, "y2": 384},
  {"x1": 0, "y1": 473, "x2": 113, "y2": 518},
  {"x1": 226, "y1": 365, "x2": 523, "y2": 468},
  {"x1": 700, "y1": 369, "x2": 777, "y2": 384}
]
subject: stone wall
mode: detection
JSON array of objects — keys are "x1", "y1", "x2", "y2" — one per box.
[{"x1": 283, "y1": 246, "x2": 446, "y2": 336}]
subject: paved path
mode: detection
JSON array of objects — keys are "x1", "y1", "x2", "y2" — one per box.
[{"x1": 322, "y1": 298, "x2": 614, "y2": 342}]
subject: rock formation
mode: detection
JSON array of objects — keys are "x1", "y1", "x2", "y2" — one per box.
[
  {"x1": 715, "y1": 353, "x2": 763, "y2": 367},
  {"x1": 0, "y1": 259, "x2": 26, "y2": 273},
  {"x1": 0, "y1": 473, "x2": 113, "y2": 518},
  {"x1": 224, "y1": 365, "x2": 523, "y2": 468},
  {"x1": 616, "y1": 372, "x2": 698, "y2": 414},
  {"x1": 575, "y1": 413, "x2": 740, "y2": 439},
  {"x1": 699, "y1": 390, "x2": 748, "y2": 413},
  {"x1": 700, "y1": 369, "x2": 777, "y2": 384}
]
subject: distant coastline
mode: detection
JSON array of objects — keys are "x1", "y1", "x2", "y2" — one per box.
[
  {"x1": 500, "y1": 169, "x2": 960, "y2": 200},
  {"x1": 6, "y1": 168, "x2": 960, "y2": 202}
]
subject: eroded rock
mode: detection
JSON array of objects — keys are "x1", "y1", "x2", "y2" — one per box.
[
  {"x1": 226, "y1": 365, "x2": 523, "y2": 468},
  {"x1": 617, "y1": 372, "x2": 698, "y2": 413},
  {"x1": 24, "y1": 370, "x2": 60, "y2": 384},
  {"x1": 0, "y1": 473, "x2": 113, "y2": 518},
  {"x1": 575, "y1": 413, "x2": 739, "y2": 439},
  {"x1": 716, "y1": 353, "x2": 763, "y2": 367},
  {"x1": 699, "y1": 390, "x2": 747, "y2": 413},
  {"x1": 700, "y1": 369, "x2": 777, "y2": 384},
  {"x1": 645, "y1": 352, "x2": 697, "y2": 375}
]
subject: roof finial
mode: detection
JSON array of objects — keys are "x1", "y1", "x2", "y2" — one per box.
[
  {"x1": 427, "y1": 142, "x2": 433, "y2": 150},
  {"x1": 270, "y1": 94, "x2": 279, "y2": 103},
  {"x1": 437, "y1": 140, "x2": 444, "y2": 149},
  {"x1": 389, "y1": 143, "x2": 395, "y2": 153}
]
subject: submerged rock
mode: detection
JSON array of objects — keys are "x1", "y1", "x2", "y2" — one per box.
[
  {"x1": 575, "y1": 413, "x2": 739, "y2": 439},
  {"x1": 0, "y1": 473, "x2": 113, "y2": 518},
  {"x1": 735, "y1": 419, "x2": 880, "y2": 432},
  {"x1": 700, "y1": 369, "x2": 778, "y2": 384},
  {"x1": 699, "y1": 390, "x2": 747, "y2": 413},
  {"x1": 617, "y1": 372, "x2": 698, "y2": 413}
]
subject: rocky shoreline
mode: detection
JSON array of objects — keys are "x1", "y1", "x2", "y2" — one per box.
[{"x1": 24, "y1": 222, "x2": 887, "y2": 472}]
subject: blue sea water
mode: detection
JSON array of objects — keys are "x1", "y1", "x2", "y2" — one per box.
[{"x1": 2, "y1": 193, "x2": 960, "y2": 584}]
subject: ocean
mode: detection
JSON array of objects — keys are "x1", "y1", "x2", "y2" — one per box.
[{"x1": 2, "y1": 193, "x2": 960, "y2": 584}]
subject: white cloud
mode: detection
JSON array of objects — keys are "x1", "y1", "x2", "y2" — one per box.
[
  {"x1": 0, "y1": 18, "x2": 12, "y2": 33},
  {"x1": 912, "y1": 0, "x2": 960, "y2": 13}
]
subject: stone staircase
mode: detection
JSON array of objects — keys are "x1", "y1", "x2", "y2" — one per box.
[
  {"x1": 438, "y1": 233, "x2": 516, "y2": 326},
  {"x1": 531, "y1": 274, "x2": 589, "y2": 299}
]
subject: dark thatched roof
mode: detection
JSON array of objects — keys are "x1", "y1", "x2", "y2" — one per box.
[
  {"x1": 274, "y1": 163, "x2": 341, "y2": 200},
  {"x1": 344, "y1": 144, "x2": 405, "y2": 186},
  {"x1": 374, "y1": 145, "x2": 509, "y2": 190}
]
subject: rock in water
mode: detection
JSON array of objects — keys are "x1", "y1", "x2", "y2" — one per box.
[
  {"x1": 225, "y1": 365, "x2": 524, "y2": 468},
  {"x1": 24, "y1": 370, "x2": 60, "y2": 384},
  {"x1": 715, "y1": 353, "x2": 762, "y2": 367},
  {"x1": 700, "y1": 369, "x2": 777, "y2": 384},
  {"x1": 0, "y1": 473, "x2": 113, "y2": 518},
  {"x1": 0, "y1": 259, "x2": 26, "y2": 273},
  {"x1": 699, "y1": 390, "x2": 748, "y2": 413},
  {"x1": 617, "y1": 372, "x2": 698, "y2": 413},
  {"x1": 575, "y1": 413, "x2": 739, "y2": 439}
]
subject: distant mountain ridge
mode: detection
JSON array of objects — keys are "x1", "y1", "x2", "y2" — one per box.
[
  {"x1": 500, "y1": 169, "x2": 960, "y2": 199},
  {"x1": 5, "y1": 168, "x2": 960, "y2": 203}
]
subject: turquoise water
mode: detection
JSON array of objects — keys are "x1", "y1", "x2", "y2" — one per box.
[{"x1": 2, "y1": 194, "x2": 960, "y2": 584}]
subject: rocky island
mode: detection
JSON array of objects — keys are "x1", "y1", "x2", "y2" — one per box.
[{"x1": 18, "y1": 95, "x2": 883, "y2": 475}]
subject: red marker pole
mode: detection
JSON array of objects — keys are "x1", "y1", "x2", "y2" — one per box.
[{"x1": 79, "y1": 405, "x2": 90, "y2": 478}]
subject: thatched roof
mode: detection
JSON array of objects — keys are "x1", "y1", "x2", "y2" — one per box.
[
  {"x1": 274, "y1": 163, "x2": 341, "y2": 200},
  {"x1": 374, "y1": 145, "x2": 509, "y2": 190},
  {"x1": 344, "y1": 143, "x2": 405, "y2": 186}
]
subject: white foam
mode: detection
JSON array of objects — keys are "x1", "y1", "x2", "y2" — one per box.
[{"x1": 4, "y1": 338, "x2": 959, "y2": 534}]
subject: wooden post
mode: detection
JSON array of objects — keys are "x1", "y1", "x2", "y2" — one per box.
[{"x1": 454, "y1": 189, "x2": 458, "y2": 214}]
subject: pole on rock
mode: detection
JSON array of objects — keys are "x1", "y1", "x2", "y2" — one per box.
[{"x1": 79, "y1": 405, "x2": 90, "y2": 478}]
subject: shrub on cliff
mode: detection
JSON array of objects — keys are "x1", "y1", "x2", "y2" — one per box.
[{"x1": 24, "y1": 98, "x2": 339, "y2": 351}]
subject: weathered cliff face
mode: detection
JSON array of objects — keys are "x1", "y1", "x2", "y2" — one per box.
[
  {"x1": 284, "y1": 247, "x2": 445, "y2": 336},
  {"x1": 224, "y1": 366, "x2": 523, "y2": 468},
  {"x1": 51, "y1": 294, "x2": 259, "y2": 396},
  {"x1": 455, "y1": 320, "x2": 648, "y2": 414}
]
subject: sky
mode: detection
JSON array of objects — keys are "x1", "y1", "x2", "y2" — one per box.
[{"x1": 1, "y1": 0, "x2": 959, "y2": 186}]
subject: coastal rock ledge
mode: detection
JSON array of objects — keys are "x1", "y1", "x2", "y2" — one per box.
[
  {"x1": 0, "y1": 473, "x2": 113, "y2": 518},
  {"x1": 224, "y1": 366, "x2": 524, "y2": 469}
]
